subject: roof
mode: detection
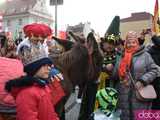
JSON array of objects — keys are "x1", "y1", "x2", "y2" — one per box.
[
  {"x1": 66, "y1": 23, "x2": 85, "y2": 33},
  {"x1": 121, "y1": 12, "x2": 152, "y2": 23},
  {"x1": 1, "y1": 0, "x2": 37, "y2": 16}
]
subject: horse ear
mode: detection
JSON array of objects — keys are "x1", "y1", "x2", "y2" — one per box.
[
  {"x1": 52, "y1": 36, "x2": 74, "y2": 51},
  {"x1": 87, "y1": 32, "x2": 94, "y2": 39},
  {"x1": 68, "y1": 31, "x2": 85, "y2": 44},
  {"x1": 87, "y1": 32, "x2": 97, "y2": 43},
  {"x1": 68, "y1": 31, "x2": 79, "y2": 42}
]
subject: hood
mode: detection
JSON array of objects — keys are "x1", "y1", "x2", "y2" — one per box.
[{"x1": 5, "y1": 76, "x2": 49, "y2": 98}]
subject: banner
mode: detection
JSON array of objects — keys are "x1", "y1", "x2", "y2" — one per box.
[{"x1": 152, "y1": 0, "x2": 160, "y2": 34}]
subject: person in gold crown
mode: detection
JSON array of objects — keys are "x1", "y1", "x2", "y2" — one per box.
[
  {"x1": 98, "y1": 16, "x2": 122, "y2": 89},
  {"x1": 17, "y1": 23, "x2": 52, "y2": 63}
]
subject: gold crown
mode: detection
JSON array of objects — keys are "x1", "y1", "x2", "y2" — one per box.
[{"x1": 105, "y1": 34, "x2": 120, "y2": 42}]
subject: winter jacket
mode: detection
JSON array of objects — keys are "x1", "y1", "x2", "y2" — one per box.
[
  {"x1": 5, "y1": 76, "x2": 62, "y2": 120},
  {"x1": 148, "y1": 45, "x2": 160, "y2": 109},
  {"x1": 114, "y1": 46, "x2": 160, "y2": 120}
]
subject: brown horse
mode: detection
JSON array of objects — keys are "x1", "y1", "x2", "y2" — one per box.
[
  {"x1": 49, "y1": 32, "x2": 102, "y2": 119},
  {"x1": 49, "y1": 32, "x2": 89, "y2": 96}
]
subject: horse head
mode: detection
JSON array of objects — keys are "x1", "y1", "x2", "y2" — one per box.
[{"x1": 49, "y1": 31, "x2": 102, "y2": 97}]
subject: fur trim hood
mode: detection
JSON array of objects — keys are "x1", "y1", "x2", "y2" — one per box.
[{"x1": 5, "y1": 76, "x2": 49, "y2": 93}]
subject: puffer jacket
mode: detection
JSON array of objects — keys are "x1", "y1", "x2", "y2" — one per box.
[
  {"x1": 114, "y1": 46, "x2": 160, "y2": 120},
  {"x1": 5, "y1": 76, "x2": 61, "y2": 120}
]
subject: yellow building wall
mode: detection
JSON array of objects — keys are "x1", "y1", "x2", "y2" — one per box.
[{"x1": 120, "y1": 20, "x2": 152, "y2": 44}]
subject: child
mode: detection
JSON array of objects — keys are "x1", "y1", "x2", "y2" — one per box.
[
  {"x1": 5, "y1": 23, "x2": 64, "y2": 120},
  {"x1": 92, "y1": 87, "x2": 120, "y2": 120}
]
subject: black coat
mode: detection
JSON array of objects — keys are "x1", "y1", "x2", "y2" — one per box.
[
  {"x1": 148, "y1": 45, "x2": 160, "y2": 109},
  {"x1": 148, "y1": 46, "x2": 160, "y2": 66}
]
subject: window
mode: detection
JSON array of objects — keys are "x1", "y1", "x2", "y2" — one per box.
[
  {"x1": 18, "y1": 19, "x2": 23, "y2": 25},
  {"x1": 41, "y1": 2, "x2": 44, "y2": 7},
  {"x1": 7, "y1": 20, "x2": 11, "y2": 26},
  {"x1": 19, "y1": 5, "x2": 26, "y2": 12}
]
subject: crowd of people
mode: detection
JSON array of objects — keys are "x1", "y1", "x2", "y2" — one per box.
[{"x1": 0, "y1": 21, "x2": 160, "y2": 120}]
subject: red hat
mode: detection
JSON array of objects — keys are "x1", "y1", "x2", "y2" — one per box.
[{"x1": 23, "y1": 23, "x2": 52, "y2": 38}]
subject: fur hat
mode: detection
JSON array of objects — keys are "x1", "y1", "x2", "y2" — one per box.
[{"x1": 22, "y1": 43, "x2": 52, "y2": 76}]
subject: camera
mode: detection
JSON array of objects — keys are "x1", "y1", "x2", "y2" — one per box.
[{"x1": 142, "y1": 28, "x2": 151, "y2": 35}]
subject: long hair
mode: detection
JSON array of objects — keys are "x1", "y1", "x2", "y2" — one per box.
[{"x1": 0, "y1": 32, "x2": 6, "y2": 48}]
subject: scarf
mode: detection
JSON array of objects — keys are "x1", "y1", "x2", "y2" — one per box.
[{"x1": 118, "y1": 47, "x2": 138, "y2": 81}]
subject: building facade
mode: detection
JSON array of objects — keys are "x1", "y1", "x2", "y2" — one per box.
[
  {"x1": 120, "y1": 12, "x2": 153, "y2": 44},
  {"x1": 66, "y1": 22, "x2": 92, "y2": 39},
  {"x1": 0, "y1": 0, "x2": 53, "y2": 39}
]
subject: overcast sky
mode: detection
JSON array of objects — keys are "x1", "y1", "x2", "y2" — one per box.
[{"x1": 47, "y1": 0, "x2": 156, "y2": 36}]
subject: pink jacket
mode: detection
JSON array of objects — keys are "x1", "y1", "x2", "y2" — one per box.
[
  {"x1": 0, "y1": 57, "x2": 24, "y2": 106},
  {"x1": 13, "y1": 85, "x2": 59, "y2": 120}
]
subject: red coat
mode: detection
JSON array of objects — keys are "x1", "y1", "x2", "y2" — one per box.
[
  {"x1": 13, "y1": 85, "x2": 60, "y2": 120},
  {"x1": 50, "y1": 78, "x2": 65, "y2": 106}
]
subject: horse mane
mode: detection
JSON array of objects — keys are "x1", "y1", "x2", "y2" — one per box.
[
  {"x1": 87, "y1": 32, "x2": 102, "y2": 81},
  {"x1": 69, "y1": 31, "x2": 85, "y2": 44}
]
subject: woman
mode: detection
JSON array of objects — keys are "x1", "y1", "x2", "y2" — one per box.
[
  {"x1": 114, "y1": 31, "x2": 160, "y2": 120},
  {"x1": 1, "y1": 37, "x2": 18, "y2": 59}
]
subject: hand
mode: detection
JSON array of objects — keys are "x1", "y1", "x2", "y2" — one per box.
[
  {"x1": 106, "y1": 64, "x2": 113, "y2": 71},
  {"x1": 135, "y1": 81, "x2": 144, "y2": 90}
]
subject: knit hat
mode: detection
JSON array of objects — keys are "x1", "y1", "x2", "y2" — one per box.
[
  {"x1": 21, "y1": 23, "x2": 53, "y2": 76},
  {"x1": 22, "y1": 43, "x2": 53, "y2": 76},
  {"x1": 96, "y1": 87, "x2": 118, "y2": 115},
  {"x1": 125, "y1": 31, "x2": 139, "y2": 47}
]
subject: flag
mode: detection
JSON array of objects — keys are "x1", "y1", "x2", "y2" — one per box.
[{"x1": 152, "y1": 0, "x2": 160, "y2": 34}]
